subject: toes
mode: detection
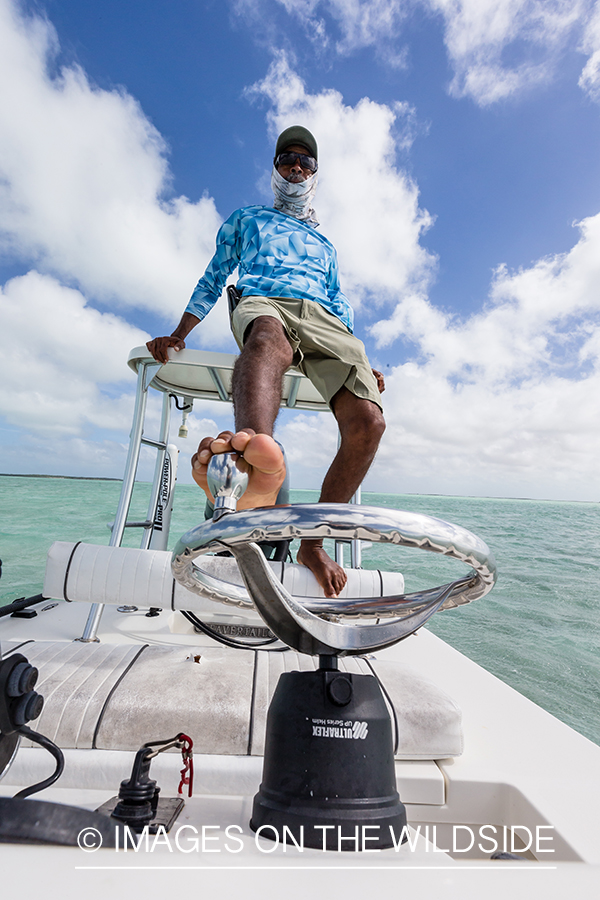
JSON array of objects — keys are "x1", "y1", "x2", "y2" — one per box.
[
  {"x1": 196, "y1": 435, "x2": 215, "y2": 453},
  {"x1": 193, "y1": 435, "x2": 216, "y2": 469},
  {"x1": 332, "y1": 573, "x2": 347, "y2": 595},
  {"x1": 203, "y1": 430, "x2": 283, "y2": 477},
  {"x1": 210, "y1": 430, "x2": 236, "y2": 455},
  {"x1": 334, "y1": 568, "x2": 348, "y2": 589},
  {"x1": 230, "y1": 429, "x2": 255, "y2": 453},
  {"x1": 296, "y1": 542, "x2": 348, "y2": 598},
  {"x1": 210, "y1": 439, "x2": 231, "y2": 455},
  {"x1": 324, "y1": 570, "x2": 346, "y2": 599}
]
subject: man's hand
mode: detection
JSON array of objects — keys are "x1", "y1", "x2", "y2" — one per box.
[
  {"x1": 146, "y1": 313, "x2": 200, "y2": 364},
  {"x1": 372, "y1": 369, "x2": 385, "y2": 394},
  {"x1": 146, "y1": 335, "x2": 186, "y2": 365}
]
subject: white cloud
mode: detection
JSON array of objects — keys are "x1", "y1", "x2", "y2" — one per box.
[
  {"x1": 238, "y1": 1, "x2": 596, "y2": 106},
  {"x1": 0, "y1": 435, "x2": 131, "y2": 480},
  {"x1": 0, "y1": 268, "x2": 233, "y2": 478},
  {"x1": 372, "y1": 214, "x2": 600, "y2": 373},
  {"x1": 277, "y1": 358, "x2": 600, "y2": 501},
  {"x1": 373, "y1": 363, "x2": 600, "y2": 500},
  {"x1": 0, "y1": 271, "x2": 147, "y2": 435},
  {"x1": 249, "y1": 55, "x2": 436, "y2": 309},
  {"x1": 366, "y1": 214, "x2": 600, "y2": 499},
  {"x1": 579, "y1": 0, "x2": 600, "y2": 98},
  {"x1": 0, "y1": 0, "x2": 238, "y2": 479},
  {"x1": 277, "y1": 411, "x2": 339, "y2": 468},
  {"x1": 430, "y1": 0, "x2": 587, "y2": 104},
  {"x1": 0, "y1": 0, "x2": 229, "y2": 341},
  {"x1": 273, "y1": 0, "x2": 410, "y2": 59}
]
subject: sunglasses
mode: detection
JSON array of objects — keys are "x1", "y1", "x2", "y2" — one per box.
[{"x1": 274, "y1": 151, "x2": 318, "y2": 173}]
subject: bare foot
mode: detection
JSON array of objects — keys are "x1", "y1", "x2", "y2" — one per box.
[
  {"x1": 296, "y1": 539, "x2": 348, "y2": 598},
  {"x1": 191, "y1": 430, "x2": 286, "y2": 509}
]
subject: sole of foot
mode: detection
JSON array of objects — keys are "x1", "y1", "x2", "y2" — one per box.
[{"x1": 192, "y1": 429, "x2": 286, "y2": 509}]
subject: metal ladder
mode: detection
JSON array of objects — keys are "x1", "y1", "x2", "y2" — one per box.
[{"x1": 78, "y1": 359, "x2": 182, "y2": 641}]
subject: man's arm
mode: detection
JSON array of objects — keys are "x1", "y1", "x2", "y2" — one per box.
[
  {"x1": 146, "y1": 312, "x2": 200, "y2": 364},
  {"x1": 147, "y1": 209, "x2": 243, "y2": 365}
]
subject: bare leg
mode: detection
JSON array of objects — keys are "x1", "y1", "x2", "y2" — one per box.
[
  {"x1": 231, "y1": 316, "x2": 294, "y2": 434},
  {"x1": 296, "y1": 387, "x2": 386, "y2": 597},
  {"x1": 192, "y1": 318, "x2": 385, "y2": 598},
  {"x1": 192, "y1": 316, "x2": 293, "y2": 507}
]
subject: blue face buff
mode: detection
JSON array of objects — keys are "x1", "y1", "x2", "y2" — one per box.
[{"x1": 271, "y1": 166, "x2": 319, "y2": 227}]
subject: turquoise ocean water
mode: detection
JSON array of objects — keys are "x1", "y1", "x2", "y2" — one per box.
[{"x1": 1, "y1": 474, "x2": 599, "y2": 746}]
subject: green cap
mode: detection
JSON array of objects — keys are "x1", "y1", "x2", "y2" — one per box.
[{"x1": 274, "y1": 126, "x2": 318, "y2": 161}]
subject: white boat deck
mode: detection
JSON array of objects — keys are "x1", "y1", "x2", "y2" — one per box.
[{"x1": 2, "y1": 600, "x2": 599, "y2": 871}]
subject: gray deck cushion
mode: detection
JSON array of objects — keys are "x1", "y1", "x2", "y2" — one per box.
[
  {"x1": 94, "y1": 645, "x2": 255, "y2": 754},
  {"x1": 5, "y1": 641, "x2": 146, "y2": 750},
  {"x1": 370, "y1": 660, "x2": 463, "y2": 759},
  {"x1": 1, "y1": 641, "x2": 462, "y2": 758}
]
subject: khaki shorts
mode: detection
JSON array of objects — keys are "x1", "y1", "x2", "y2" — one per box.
[{"x1": 231, "y1": 296, "x2": 383, "y2": 411}]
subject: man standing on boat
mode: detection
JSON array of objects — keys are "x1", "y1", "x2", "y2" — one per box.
[{"x1": 147, "y1": 126, "x2": 385, "y2": 597}]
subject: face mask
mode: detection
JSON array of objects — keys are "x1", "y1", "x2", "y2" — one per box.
[{"x1": 271, "y1": 166, "x2": 319, "y2": 227}]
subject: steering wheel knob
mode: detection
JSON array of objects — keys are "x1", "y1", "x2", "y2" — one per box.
[{"x1": 206, "y1": 452, "x2": 249, "y2": 519}]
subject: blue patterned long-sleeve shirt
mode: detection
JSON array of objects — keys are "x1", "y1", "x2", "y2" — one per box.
[{"x1": 185, "y1": 206, "x2": 354, "y2": 332}]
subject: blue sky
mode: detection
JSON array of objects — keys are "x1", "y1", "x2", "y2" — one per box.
[{"x1": 1, "y1": 0, "x2": 600, "y2": 500}]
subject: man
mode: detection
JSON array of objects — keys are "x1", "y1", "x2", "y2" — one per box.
[{"x1": 147, "y1": 126, "x2": 385, "y2": 597}]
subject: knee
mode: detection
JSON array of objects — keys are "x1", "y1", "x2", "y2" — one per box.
[
  {"x1": 343, "y1": 403, "x2": 386, "y2": 451},
  {"x1": 366, "y1": 406, "x2": 386, "y2": 446},
  {"x1": 243, "y1": 317, "x2": 293, "y2": 366}
]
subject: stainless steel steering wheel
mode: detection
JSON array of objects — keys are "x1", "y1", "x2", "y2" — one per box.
[{"x1": 172, "y1": 459, "x2": 496, "y2": 656}]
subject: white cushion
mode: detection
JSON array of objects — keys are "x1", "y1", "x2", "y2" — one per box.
[
  {"x1": 2, "y1": 640, "x2": 462, "y2": 759},
  {"x1": 43, "y1": 541, "x2": 404, "y2": 616}
]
